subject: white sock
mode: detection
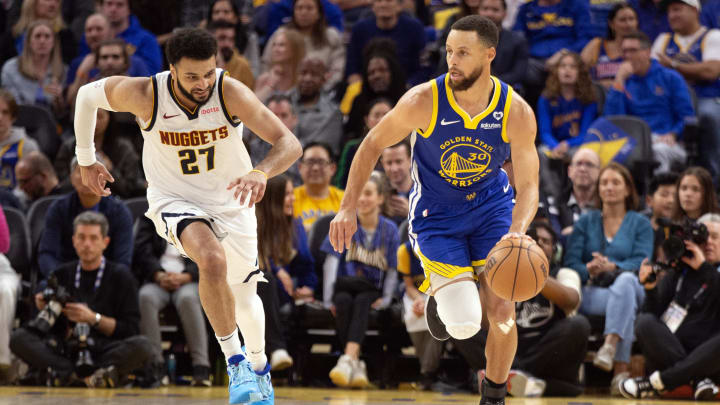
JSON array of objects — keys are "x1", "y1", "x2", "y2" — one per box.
[
  {"x1": 649, "y1": 371, "x2": 665, "y2": 391},
  {"x1": 247, "y1": 348, "x2": 268, "y2": 372},
  {"x1": 216, "y1": 328, "x2": 243, "y2": 362},
  {"x1": 230, "y1": 281, "x2": 267, "y2": 372}
]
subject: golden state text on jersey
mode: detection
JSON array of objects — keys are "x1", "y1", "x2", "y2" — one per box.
[{"x1": 410, "y1": 74, "x2": 513, "y2": 203}]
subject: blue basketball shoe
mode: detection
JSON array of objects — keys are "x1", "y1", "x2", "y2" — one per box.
[
  {"x1": 227, "y1": 354, "x2": 263, "y2": 404},
  {"x1": 251, "y1": 363, "x2": 274, "y2": 405}
]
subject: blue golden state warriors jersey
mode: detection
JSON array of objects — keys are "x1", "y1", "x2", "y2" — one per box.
[
  {"x1": 662, "y1": 30, "x2": 720, "y2": 98},
  {"x1": 0, "y1": 139, "x2": 24, "y2": 190},
  {"x1": 410, "y1": 74, "x2": 513, "y2": 203}
]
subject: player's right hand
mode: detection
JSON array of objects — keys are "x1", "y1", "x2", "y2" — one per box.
[
  {"x1": 80, "y1": 161, "x2": 114, "y2": 197},
  {"x1": 227, "y1": 169, "x2": 267, "y2": 208},
  {"x1": 329, "y1": 208, "x2": 357, "y2": 253}
]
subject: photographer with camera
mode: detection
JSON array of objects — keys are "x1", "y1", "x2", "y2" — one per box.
[
  {"x1": 10, "y1": 212, "x2": 152, "y2": 388},
  {"x1": 619, "y1": 213, "x2": 720, "y2": 400}
]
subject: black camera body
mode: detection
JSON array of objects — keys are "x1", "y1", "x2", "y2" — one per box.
[
  {"x1": 27, "y1": 275, "x2": 74, "y2": 335},
  {"x1": 657, "y1": 218, "x2": 708, "y2": 263}
]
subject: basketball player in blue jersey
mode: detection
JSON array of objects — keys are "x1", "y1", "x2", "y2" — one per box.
[
  {"x1": 330, "y1": 15, "x2": 539, "y2": 405},
  {"x1": 73, "y1": 28, "x2": 302, "y2": 404}
]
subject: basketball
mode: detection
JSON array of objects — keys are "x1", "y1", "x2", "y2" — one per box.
[{"x1": 484, "y1": 238, "x2": 549, "y2": 302}]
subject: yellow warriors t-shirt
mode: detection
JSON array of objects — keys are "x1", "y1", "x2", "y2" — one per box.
[{"x1": 293, "y1": 185, "x2": 345, "y2": 232}]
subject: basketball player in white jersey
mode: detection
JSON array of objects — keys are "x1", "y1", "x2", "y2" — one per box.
[{"x1": 73, "y1": 28, "x2": 301, "y2": 404}]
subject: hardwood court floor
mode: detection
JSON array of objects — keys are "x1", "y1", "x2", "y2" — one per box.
[{"x1": 0, "y1": 386, "x2": 703, "y2": 405}]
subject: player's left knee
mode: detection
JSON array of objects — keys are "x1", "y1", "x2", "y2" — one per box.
[{"x1": 486, "y1": 300, "x2": 515, "y2": 333}]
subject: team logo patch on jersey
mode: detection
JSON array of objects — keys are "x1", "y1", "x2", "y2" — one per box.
[
  {"x1": 438, "y1": 137, "x2": 494, "y2": 187},
  {"x1": 493, "y1": 111, "x2": 503, "y2": 120}
]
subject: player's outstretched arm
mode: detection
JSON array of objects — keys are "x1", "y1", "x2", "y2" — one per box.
[
  {"x1": 222, "y1": 77, "x2": 302, "y2": 206},
  {"x1": 329, "y1": 83, "x2": 433, "y2": 253},
  {"x1": 505, "y1": 93, "x2": 539, "y2": 237},
  {"x1": 74, "y1": 76, "x2": 153, "y2": 196}
]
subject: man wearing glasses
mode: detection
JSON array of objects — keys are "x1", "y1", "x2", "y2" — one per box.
[
  {"x1": 603, "y1": 30, "x2": 694, "y2": 174},
  {"x1": 555, "y1": 148, "x2": 601, "y2": 236},
  {"x1": 294, "y1": 142, "x2": 344, "y2": 231}
]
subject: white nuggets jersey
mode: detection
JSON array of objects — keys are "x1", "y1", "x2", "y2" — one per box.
[{"x1": 137, "y1": 69, "x2": 253, "y2": 211}]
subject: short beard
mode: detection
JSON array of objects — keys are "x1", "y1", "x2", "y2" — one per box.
[
  {"x1": 449, "y1": 66, "x2": 483, "y2": 91},
  {"x1": 298, "y1": 89, "x2": 319, "y2": 104},
  {"x1": 177, "y1": 78, "x2": 215, "y2": 106}
]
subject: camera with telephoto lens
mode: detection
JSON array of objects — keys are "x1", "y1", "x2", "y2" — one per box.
[
  {"x1": 67, "y1": 322, "x2": 95, "y2": 377},
  {"x1": 657, "y1": 218, "x2": 709, "y2": 264},
  {"x1": 27, "y1": 275, "x2": 73, "y2": 335}
]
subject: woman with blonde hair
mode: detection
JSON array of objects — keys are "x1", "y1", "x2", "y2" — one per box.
[
  {"x1": 255, "y1": 27, "x2": 306, "y2": 102},
  {"x1": 8, "y1": 0, "x2": 76, "y2": 64},
  {"x1": 1, "y1": 20, "x2": 67, "y2": 114}
]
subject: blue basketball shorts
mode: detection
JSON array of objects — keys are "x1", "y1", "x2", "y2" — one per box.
[{"x1": 408, "y1": 176, "x2": 514, "y2": 293}]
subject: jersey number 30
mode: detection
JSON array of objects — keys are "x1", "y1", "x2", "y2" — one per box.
[{"x1": 178, "y1": 146, "x2": 215, "y2": 175}]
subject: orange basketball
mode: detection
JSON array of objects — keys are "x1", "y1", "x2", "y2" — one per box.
[{"x1": 484, "y1": 238, "x2": 549, "y2": 302}]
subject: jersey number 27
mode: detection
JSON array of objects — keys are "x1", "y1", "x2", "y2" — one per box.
[{"x1": 178, "y1": 146, "x2": 215, "y2": 175}]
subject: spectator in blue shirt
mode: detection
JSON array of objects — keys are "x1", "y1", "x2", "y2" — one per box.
[
  {"x1": 37, "y1": 157, "x2": 133, "y2": 278},
  {"x1": 628, "y1": 0, "x2": 671, "y2": 41},
  {"x1": 78, "y1": 0, "x2": 163, "y2": 74},
  {"x1": 266, "y1": 0, "x2": 344, "y2": 43},
  {"x1": 345, "y1": 0, "x2": 427, "y2": 85},
  {"x1": 604, "y1": 31, "x2": 695, "y2": 173},
  {"x1": 321, "y1": 171, "x2": 399, "y2": 388},
  {"x1": 538, "y1": 51, "x2": 597, "y2": 198},
  {"x1": 513, "y1": 0, "x2": 592, "y2": 64},
  {"x1": 538, "y1": 51, "x2": 598, "y2": 160},
  {"x1": 701, "y1": 0, "x2": 720, "y2": 29},
  {"x1": 563, "y1": 162, "x2": 653, "y2": 391},
  {"x1": 651, "y1": 0, "x2": 720, "y2": 183},
  {"x1": 66, "y1": 14, "x2": 149, "y2": 92},
  {"x1": 582, "y1": 4, "x2": 639, "y2": 89}
]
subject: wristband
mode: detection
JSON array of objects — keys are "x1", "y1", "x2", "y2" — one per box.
[
  {"x1": 75, "y1": 145, "x2": 97, "y2": 166},
  {"x1": 250, "y1": 169, "x2": 268, "y2": 179}
]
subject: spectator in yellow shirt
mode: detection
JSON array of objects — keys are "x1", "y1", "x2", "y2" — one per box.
[{"x1": 294, "y1": 142, "x2": 344, "y2": 231}]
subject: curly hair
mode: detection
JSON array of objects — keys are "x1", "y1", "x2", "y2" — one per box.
[
  {"x1": 165, "y1": 28, "x2": 218, "y2": 65},
  {"x1": 542, "y1": 51, "x2": 596, "y2": 105}
]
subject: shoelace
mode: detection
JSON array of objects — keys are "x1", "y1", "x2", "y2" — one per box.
[
  {"x1": 636, "y1": 379, "x2": 656, "y2": 398},
  {"x1": 228, "y1": 362, "x2": 253, "y2": 386},
  {"x1": 257, "y1": 373, "x2": 273, "y2": 397}
]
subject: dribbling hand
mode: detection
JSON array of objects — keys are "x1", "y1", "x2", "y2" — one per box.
[
  {"x1": 329, "y1": 208, "x2": 357, "y2": 253},
  {"x1": 80, "y1": 161, "x2": 114, "y2": 197},
  {"x1": 227, "y1": 170, "x2": 267, "y2": 208},
  {"x1": 500, "y1": 232, "x2": 535, "y2": 246}
]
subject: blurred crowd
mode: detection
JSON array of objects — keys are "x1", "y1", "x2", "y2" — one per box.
[{"x1": 1, "y1": 0, "x2": 720, "y2": 399}]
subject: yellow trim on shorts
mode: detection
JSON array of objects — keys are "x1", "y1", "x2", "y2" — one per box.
[
  {"x1": 414, "y1": 247, "x2": 473, "y2": 293},
  {"x1": 471, "y1": 259, "x2": 486, "y2": 267}
]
